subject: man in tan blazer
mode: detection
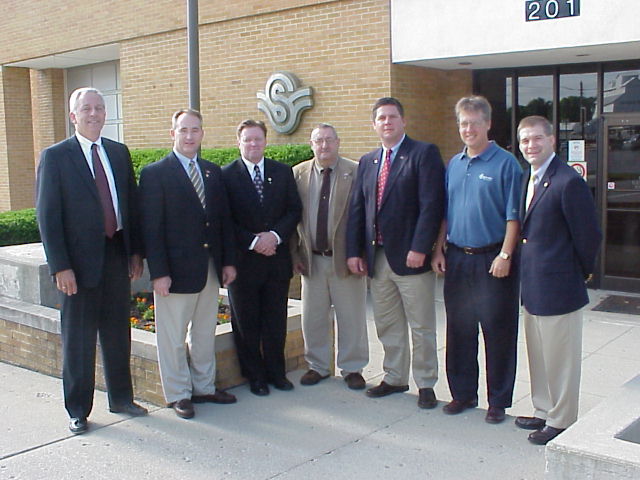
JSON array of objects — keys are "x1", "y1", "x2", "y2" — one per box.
[{"x1": 292, "y1": 124, "x2": 369, "y2": 389}]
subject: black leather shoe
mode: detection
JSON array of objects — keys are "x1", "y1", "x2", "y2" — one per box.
[
  {"x1": 271, "y1": 377, "x2": 294, "y2": 391},
  {"x1": 192, "y1": 390, "x2": 237, "y2": 404},
  {"x1": 442, "y1": 398, "x2": 478, "y2": 415},
  {"x1": 515, "y1": 416, "x2": 546, "y2": 430},
  {"x1": 366, "y1": 381, "x2": 409, "y2": 398},
  {"x1": 344, "y1": 372, "x2": 366, "y2": 390},
  {"x1": 109, "y1": 401, "x2": 148, "y2": 416},
  {"x1": 249, "y1": 380, "x2": 270, "y2": 396},
  {"x1": 485, "y1": 406, "x2": 506, "y2": 424},
  {"x1": 300, "y1": 369, "x2": 329, "y2": 386},
  {"x1": 417, "y1": 388, "x2": 438, "y2": 409},
  {"x1": 69, "y1": 417, "x2": 88, "y2": 434},
  {"x1": 528, "y1": 426, "x2": 565, "y2": 445},
  {"x1": 169, "y1": 398, "x2": 195, "y2": 419}
]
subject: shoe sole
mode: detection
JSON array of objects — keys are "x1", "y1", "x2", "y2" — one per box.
[
  {"x1": 442, "y1": 401, "x2": 478, "y2": 415},
  {"x1": 366, "y1": 386, "x2": 409, "y2": 398},
  {"x1": 515, "y1": 420, "x2": 546, "y2": 430}
]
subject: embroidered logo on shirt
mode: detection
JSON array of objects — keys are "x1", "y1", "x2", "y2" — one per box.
[{"x1": 479, "y1": 173, "x2": 493, "y2": 182}]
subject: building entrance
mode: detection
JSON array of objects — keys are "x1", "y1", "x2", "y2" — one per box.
[{"x1": 601, "y1": 114, "x2": 640, "y2": 291}]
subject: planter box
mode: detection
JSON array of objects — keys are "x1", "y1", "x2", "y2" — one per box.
[{"x1": 0, "y1": 244, "x2": 304, "y2": 406}]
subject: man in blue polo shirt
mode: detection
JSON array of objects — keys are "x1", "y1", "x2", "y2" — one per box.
[{"x1": 432, "y1": 95, "x2": 522, "y2": 424}]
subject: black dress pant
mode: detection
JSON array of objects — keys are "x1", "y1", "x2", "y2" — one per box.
[
  {"x1": 443, "y1": 246, "x2": 519, "y2": 408},
  {"x1": 60, "y1": 234, "x2": 133, "y2": 419},
  {"x1": 228, "y1": 264, "x2": 290, "y2": 383}
]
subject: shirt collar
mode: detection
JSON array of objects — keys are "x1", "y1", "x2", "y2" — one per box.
[
  {"x1": 461, "y1": 140, "x2": 498, "y2": 162},
  {"x1": 173, "y1": 149, "x2": 198, "y2": 169},
  {"x1": 313, "y1": 157, "x2": 339, "y2": 174},
  {"x1": 382, "y1": 134, "x2": 405, "y2": 158},
  {"x1": 242, "y1": 157, "x2": 264, "y2": 172},
  {"x1": 75, "y1": 131, "x2": 102, "y2": 150},
  {"x1": 531, "y1": 153, "x2": 555, "y2": 180}
]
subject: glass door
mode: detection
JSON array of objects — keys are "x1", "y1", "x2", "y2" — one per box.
[{"x1": 601, "y1": 114, "x2": 640, "y2": 291}]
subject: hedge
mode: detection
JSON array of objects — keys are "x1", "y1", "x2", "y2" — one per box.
[
  {"x1": 131, "y1": 144, "x2": 313, "y2": 180},
  {"x1": 0, "y1": 208, "x2": 40, "y2": 247},
  {"x1": 1, "y1": 144, "x2": 314, "y2": 247}
]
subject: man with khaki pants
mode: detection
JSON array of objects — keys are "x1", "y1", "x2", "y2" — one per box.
[
  {"x1": 291, "y1": 124, "x2": 368, "y2": 390},
  {"x1": 346, "y1": 97, "x2": 445, "y2": 409}
]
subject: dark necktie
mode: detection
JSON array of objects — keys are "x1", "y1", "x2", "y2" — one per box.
[
  {"x1": 253, "y1": 164, "x2": 264, "y2": 202},
  {"x1": 189, "y1": 159, "x2": 206, "y2": 208},
  {"x1": 315, "y1": 168, "x2": 332, "y2": 252},
  {"x1": 91, "y1": 144, "x2": 117, "y2": 238},
  {"x1": 376, "y1": 149, "x2": 392, "y2": 244}
]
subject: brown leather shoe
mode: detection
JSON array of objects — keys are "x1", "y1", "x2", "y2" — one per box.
[
  {"x1": 417, "y1": 388, "x2": 438, "y2": 409},
  {"x1": 366, "y1": 381, "x2": 409, "y2": 398},
  {"x1": 528, "y1": 426, "x2": 565, "y2": 445},
  {"x1": 169, "y1": 398, "x2": 194, "y2": 419},
  {"x1": 344, "y1": 372, "x2": 366, "y2": 390},
  {"x1": 300, "y1": 369, "x2": 329, "y2": 386},
  {"x1": 191, "y1": 390, "x2": 237, "y2": 404},
  {"x1": 485, "y1": 406, "x2": 506, "y2": 424},
  {"x1": 442, "y1": 398, "x2": 478, "y2": 415},
  {"x1": 515, "y1": 416, "x2": 546, "y2": 430}
]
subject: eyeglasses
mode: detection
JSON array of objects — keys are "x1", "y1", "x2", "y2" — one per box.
[
  {"x1": 457, "y1": 120, "x2": 486, "y2": 129},
  {"x1": 311, "y1": 138, "x2": 337, "y2": 145}
]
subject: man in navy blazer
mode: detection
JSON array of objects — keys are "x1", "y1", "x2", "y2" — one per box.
[
  {"x1": 347, "y1": 97, "x2": 445, "y2": 409},
  {"x1": 221, "y1": 119, "x2": 302, "y2": 396},
  {"x1": 515, "y1": 115, "x2": 601, "y2": 445},
  {"x1": 139, "y1": 109, "x2": 237, "y2": 419},
  {"x1": 36, "y1": 87, "x2": 147, "y2": 434}
]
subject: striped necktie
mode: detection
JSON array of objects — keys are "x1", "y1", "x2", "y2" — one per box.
[
  {"x1": 189, "y1": 159, "x2": 206, "y2": 208},
  {"x1": 525, "y1": 173, "x2": 537, "y2": 211}
]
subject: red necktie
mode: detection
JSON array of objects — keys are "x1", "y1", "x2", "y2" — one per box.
[
  {"x1": 91, "y1": 144, "x2": 117, "y2": 238},
  {"x1": 376, "y1": 149, "x2": 391, "y2": 244}
]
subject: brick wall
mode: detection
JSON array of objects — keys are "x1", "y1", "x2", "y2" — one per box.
[
  {"x1": 0, "y1": 67, "x2": 36, "y2": 212},
  {"x1": 0, "y1": 307, "x2": 304, "y2": 407},
  {"x1": 121, "y1": 0, "x2": 392, "y2": 160},
  {"x1": 31, "y1": 69, "x2": 67, "y2": 164}
]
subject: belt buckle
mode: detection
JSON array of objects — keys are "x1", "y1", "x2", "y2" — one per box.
[{"x1": 463, "y1": 247, "x2": 474, "y2": 255}]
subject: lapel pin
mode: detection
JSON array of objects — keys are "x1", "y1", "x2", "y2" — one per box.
[
  {"x1": 267, "y1": 177, "x2": 272, "y2": 184},
  {"x1": 543, "y1": 182, "x2": 549, "y2": 188},
  {"x1": 373, "y1": 158, "x2": 378, "y2": 164}
]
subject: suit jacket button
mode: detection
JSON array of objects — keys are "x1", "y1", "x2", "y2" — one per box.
[
  {"x1": 205, "y1": 222, "x2": 210, "y2": 227},
  {"x1": 203, "y1": 243, "x2": 209, "y2": 248},
  {"x1": 371, "y1": 240, "x2": 376, "y2": 246},
  {"x1": 522, "y1": 238, "x2": 527, "y2": 244}
]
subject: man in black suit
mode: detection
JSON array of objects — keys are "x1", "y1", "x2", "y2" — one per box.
[
  {"x1": 36, "y1": 87, "x2": 147, "y2": 434},
  {"x1": 515, "y1": 115, "x2": 601, "y2": 445},
  {"x1": 139, "y1": 109, "x2": 237, "y2": 419},
  {"x1": 346, "y1": 97, "x2": 445, "y2": 409},
  {"x1": 221, "y1": 119, "x2": 302, "y2": 396}
]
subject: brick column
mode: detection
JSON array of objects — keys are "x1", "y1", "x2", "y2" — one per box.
[
  {"x1": 31, "y1": 69, "x2": 67, "y2": 162},
  {"x1": 0, "y1": 66, "x2": 36, "y2": 212}
]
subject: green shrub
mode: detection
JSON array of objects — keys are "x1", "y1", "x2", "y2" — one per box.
[
  {"x1": 130, "y1": 144, "x2": 313, "y2": 181},
  {"x1": 0, "y1": 208, "x2": 40, "y2": 247}
]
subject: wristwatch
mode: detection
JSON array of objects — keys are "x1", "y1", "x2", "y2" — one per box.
[{"x1": 498, "y1": 251, "x2": 511, "y2": 260}]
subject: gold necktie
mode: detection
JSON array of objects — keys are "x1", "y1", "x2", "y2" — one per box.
[{"x1": 525, "y1": 173, "x2": 537, "y2": 211}]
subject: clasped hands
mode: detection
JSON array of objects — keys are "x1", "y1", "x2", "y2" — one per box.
[{"x1": 253, "y1": 231, "x2": 278, "y2": 256}]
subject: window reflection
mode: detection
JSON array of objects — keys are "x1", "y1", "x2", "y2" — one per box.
[
  {"x1": 518, "y1": 75, "x2": 553, "y2": 122},
  {"x1": 603, "y1": 70, "x2": 640, "y2": 113}
]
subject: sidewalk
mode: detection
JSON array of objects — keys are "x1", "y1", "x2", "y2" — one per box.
[{"x1": 2, "y1": 281, "x2": 639, "y2": 479}]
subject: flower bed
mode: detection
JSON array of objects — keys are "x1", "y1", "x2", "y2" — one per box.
[{"x1": 130, "y1": 292, "x2": 231, "y2": 333}]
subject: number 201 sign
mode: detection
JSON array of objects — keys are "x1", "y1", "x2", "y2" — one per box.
[{"x1": 526, "y1": 0, "x2": 580, "y2": 21}]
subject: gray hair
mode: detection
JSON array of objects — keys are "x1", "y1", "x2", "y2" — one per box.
[{"x1": 69, "y1": 87, "x2": 104, "y2": 114}]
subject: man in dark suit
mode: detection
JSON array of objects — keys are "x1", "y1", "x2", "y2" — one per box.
[
  {"x1": 346, "y1": 97, "x2": 445, "y2": 409},
  {"x1": 515, "y1": 115, "x2": 601, "y2": 445},
  {"x1": 36, "y1": 87, "x2": 147, "y2": 435},
  {"x1": 139, "y1": 109, "x2": 237, "y2": 419},
  {"x1": 221, "y1": 119, "x2": 302, "y2": 396}
]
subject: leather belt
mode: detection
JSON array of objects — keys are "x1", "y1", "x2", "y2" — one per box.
[
  {"x1": 312, "y1": 250, "x2": 333, "y2": 257},
  {"x1": 447, "y1": 242, "x2": 501, "y2": 255}
]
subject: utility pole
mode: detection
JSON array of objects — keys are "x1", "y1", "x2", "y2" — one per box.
[{"x1": 187, "y1": 0, "x2": 200, "y2": 112}]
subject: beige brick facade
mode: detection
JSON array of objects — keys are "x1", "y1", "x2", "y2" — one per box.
[{"x1": 0, "y1": 0, "x2": 470, "y2": 211}]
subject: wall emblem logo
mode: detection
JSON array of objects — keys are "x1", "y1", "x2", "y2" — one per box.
[{"x1": 257, "y1": 72, "x2": 313, "y2": 134}]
